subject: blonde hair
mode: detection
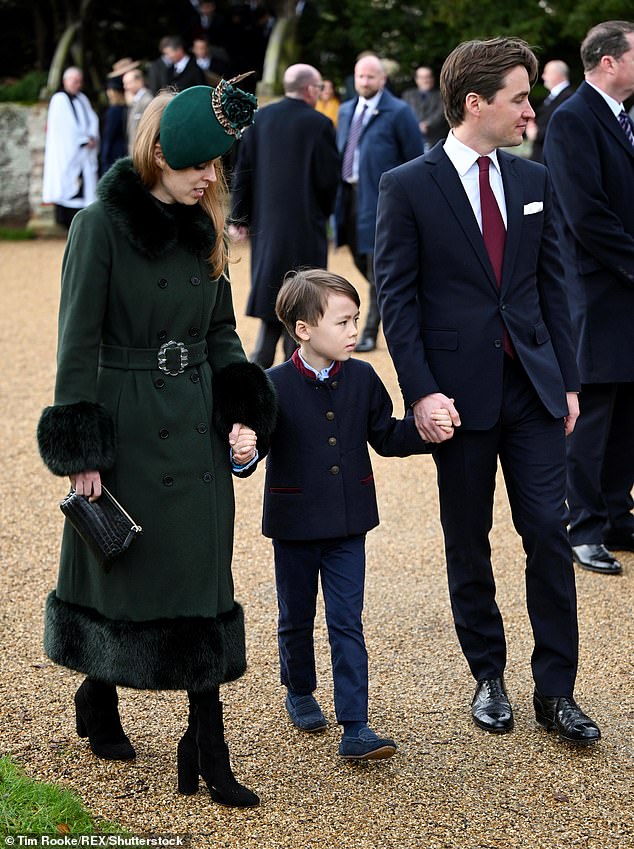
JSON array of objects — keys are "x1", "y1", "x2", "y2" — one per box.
[{"x1": 132, "y1": 90, "x2": 229, "y2": 279}]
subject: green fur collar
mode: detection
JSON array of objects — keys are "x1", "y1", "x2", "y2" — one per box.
[{"x1": 96, "y1": 158, "x2": 216, "y2": 260}]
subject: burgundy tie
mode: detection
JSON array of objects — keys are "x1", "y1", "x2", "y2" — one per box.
[{"x1": 478, "y1": 156, "x2": 513, "y2": 358}]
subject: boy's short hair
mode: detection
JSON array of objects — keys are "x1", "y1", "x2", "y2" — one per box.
[{"x1": 276, "y1": 268, "x2": 361, "y2": 343}]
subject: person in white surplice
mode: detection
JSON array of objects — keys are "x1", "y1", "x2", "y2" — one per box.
[{"x1": 42, "y1": 67, "x2": 99, "y2": 230}]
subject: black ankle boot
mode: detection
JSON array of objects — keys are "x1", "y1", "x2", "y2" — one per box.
[
  {"x1": 74, "y1": 678, "x2": 135, "y2": 760},
  {"x1": 177, "y1": 690, "x2": 259, "y2": 807}
]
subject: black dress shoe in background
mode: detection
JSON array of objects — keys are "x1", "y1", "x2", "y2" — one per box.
[
  {"x1": 471, "y1": 678, "x2": 514, "y2": 733},
  {"x1": 355, "y1": 336, "x2": 376, "y2": 353},
  {"x1": 571, "y1": 543, "x2": 622, "y2": 574},
  {"x1": 603, "y1": 530, "x2": 634, "y2": 553},
  {"x1": 534, "y1": 690, "x2": 601, "y2": 745}
]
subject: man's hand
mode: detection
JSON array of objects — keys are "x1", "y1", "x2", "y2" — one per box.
[
  {"x1": 413, "y1": 393, "x2": 461, "y2": 443},
  {"x1": 228, "y1": 224, "x2": 248, "y2": 243},
  {"x1": 564, "y1": 392, "x2": 579, "y2": 436}
]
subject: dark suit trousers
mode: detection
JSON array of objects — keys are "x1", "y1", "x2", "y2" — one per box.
[
  {"x1": 250, "y1": 320, "x2": 297, "y2": 369},
  {"x1": 433, "y1": 357, "x2": 578, "y2": 696},
  {"x1": 273, "y1": 534, "x2": 369, "y2": 723},
  {"x1": 567, "y1": 382, "x2": 634, "y2": 544},
  {"x1": 341, "y1": 183, "x2": 380, "y2": 338}
]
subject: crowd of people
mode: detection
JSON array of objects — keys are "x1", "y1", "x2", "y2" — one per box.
[{"x1": 37, "y1": 13, "x2": 633, "y2": 811}]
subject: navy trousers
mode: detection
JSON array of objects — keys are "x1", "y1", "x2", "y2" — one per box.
[
  {"x1": 273, "y1": 534, "x2": 368, "y2": 723},
  {"x1": 433, "y1": 356, "x2": 579, "y2": 697},
  {"x1": 567, "y1": 382, "x2": 634, "y2": 545}
]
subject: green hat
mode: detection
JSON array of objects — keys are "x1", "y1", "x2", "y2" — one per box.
[{"x1": 159, "y1": 75, "x2": 257, "y2": 169}]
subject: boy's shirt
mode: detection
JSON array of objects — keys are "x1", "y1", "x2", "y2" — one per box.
[{"x1": 257, "y1": 352, "x2": 433, "y2": 541}]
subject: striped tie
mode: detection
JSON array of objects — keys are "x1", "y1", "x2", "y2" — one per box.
[
  {"x1": 342, "y1": 104, "x2": 368, "y2": 181},
  {"x1": 617, "y1": 110, "x2": 634, "y2": 147}
]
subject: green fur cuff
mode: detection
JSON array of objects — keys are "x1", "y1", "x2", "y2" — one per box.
[
  {"x1": 37, "y1": 401, "x2": 117, "y2": 477},
  {"x1": 44, "y1": 591, "x2": 247, "y2": 691}
]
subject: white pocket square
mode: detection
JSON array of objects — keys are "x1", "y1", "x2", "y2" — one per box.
[{"x1": 523, "y1": 201, "x2": 543, "y2": 215}]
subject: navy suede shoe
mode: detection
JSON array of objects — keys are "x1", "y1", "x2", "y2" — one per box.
[
  {"x1": 338, "y1": 726, "x2": 397, "y2": 760},
  {"x1": 285, "y1": 692, "x2": 328, "y2": 732}
]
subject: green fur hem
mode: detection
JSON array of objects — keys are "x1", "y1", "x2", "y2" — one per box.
[{"x1": 44, "y1": 591, "x2": 247, "y2": 691}]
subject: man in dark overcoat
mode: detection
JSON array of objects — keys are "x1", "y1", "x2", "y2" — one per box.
[
  {"x1": 544, "y1": 20, "x2": 634, "y2": 575},
  {"x1": 230, "y1": 63, "x2": 340, "y2": 368}
]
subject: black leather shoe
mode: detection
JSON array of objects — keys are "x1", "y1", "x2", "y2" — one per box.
[
  {"x1": 603, "y1": 530, "x2": 634, "y2": 552},
  {"x1": 571, "y1": 543, "x2": 622, "y2": 574},
  {"x1": 355, "y1": 336, "x2": 376, "y2": 353},
  {"x1": 471, "y1": 678, "x2": 514, "y2": 733},
  {"x1": 534, "y1": 690, "x2": 601, "y2": 745}
]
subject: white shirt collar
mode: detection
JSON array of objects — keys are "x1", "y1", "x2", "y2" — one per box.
[
  {"x1": 443, "y1": 129, "x2": 502, "y2": 177},
  {"x1": 548, "y1": 80, "x2": 570, "y2": 99},
  {"x1": 174, "y1": 55, "x2": 190, "y2": 74},
  {"x1": 133, "y1": 87, "x2": 148, "y2": 102},
  {"x1": 356, "y1": 89, "x2": 382, "y2": 117},
  {"x1": 299, "y1": 350, "x2": 335, "y2": 381},
  {"x1": 585, "y1": 80, "x2": 624, "y2": 117}
]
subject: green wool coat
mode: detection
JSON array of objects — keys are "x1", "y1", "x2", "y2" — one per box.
[{"x1": 37, "y1": 158, "x2": 276, "y2": 691}]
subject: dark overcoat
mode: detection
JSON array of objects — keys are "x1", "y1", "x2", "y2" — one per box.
[
  {"x1": 230, "y1": 97, "x2": 340, "y2": 322},
  {"x1": 544, "y1": 81, "x2": 634, "y2": 383},
  {"x1": 37, "y1": 158, "x2": 276, "y2": 691},
  {"x1": 334, "y1": 89, "x2": 424, "y2": 255},
  {"x1": 259, "y1": 356, "x2": 432, "y2": 540}
]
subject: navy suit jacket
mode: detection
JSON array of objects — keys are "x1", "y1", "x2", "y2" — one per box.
[
  {"x1": 544, "y1": 81, "x2": 634, "y2": 383},
  {"x1": 259, "y1": 358, "x2": 431, "y2": 540},
  {"x1": 335, "y1": 89, "x2": 424, "y2": 254},
  {"x1": 374, "y1": 144, "x2": 579, "y2": 429}
]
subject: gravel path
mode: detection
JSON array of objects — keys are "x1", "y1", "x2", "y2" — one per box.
[{"x1": 1, "y1": 238, "x2": 632, "y2": 849}]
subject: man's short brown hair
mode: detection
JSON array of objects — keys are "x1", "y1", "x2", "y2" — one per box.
[
  {"x1": 580, "y1": 20, "x2": 634, "y2": 73},
  {"x1": 275, "y1": 268, "x2": 360, "y2": 343},
  {"x1": 440, "y1": 37, "x2": 538, "y2": 128}
]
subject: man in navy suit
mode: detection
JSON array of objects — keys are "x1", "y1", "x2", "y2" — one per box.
[
  {"x1": 375, "y1": 37, "x2": 601, "y2": 744},
  {"x1": 335, "y1": 54, "x2": 423, "y2": 352},
  {"x1": 526, "y1": 60, "x2": 574, "y2": 163},
  {"x1": 544, "y1": 21, "x2": 634, "y2": 576}
]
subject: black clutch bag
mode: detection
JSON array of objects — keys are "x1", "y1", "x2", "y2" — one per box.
[{"x1": 60, "y1": 485, "x2": 143, "y2": 570}]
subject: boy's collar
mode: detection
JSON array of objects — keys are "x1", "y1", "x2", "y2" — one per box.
[{"x1": 292, "y1": 349, "x2": 342, "y2": 381}]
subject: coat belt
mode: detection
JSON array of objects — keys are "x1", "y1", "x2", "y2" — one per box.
[{"x1": 99, "y1": 340, "x2": 208, "y2": 372}]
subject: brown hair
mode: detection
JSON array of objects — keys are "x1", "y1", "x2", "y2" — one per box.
[
  {"x1": 581, "y1": 20, "x2": 634, "y2": 72},
  {"x1": 440, "y1": 37, "x2": 538, "y2": 127},
  {"x1": 275, "y1": 268, "x2": 360, "y2": 343},
  {"x1": 132, "y1": 90, "x2": 229, "y2": 279}
]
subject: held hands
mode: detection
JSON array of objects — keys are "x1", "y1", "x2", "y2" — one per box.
[
  {"x1": 229, "y1": 422, "x2": 257, "y2": 465},
  {"x1": 413, "y1": 393, "x2": 461, "y2": 443},
  {"x1": 70, "y1": 470, "x2": 102, "y2": 501}
]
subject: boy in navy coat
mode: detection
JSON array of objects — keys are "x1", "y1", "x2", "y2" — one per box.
[{"x1": 256, "y1": 268, "x2": 451, "y2": 760}]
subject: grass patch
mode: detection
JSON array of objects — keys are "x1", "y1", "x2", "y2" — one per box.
[
  {"x1": 0, "y1": 227, "x2": 36, "y2": 240},
  {"x1": 0, "y1": 755, "x2": 125, "y2": 836}
]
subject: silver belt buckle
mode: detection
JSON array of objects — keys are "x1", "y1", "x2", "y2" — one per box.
[{"x1": 157, "y1": 340, "x2": 189, "y2": 375}]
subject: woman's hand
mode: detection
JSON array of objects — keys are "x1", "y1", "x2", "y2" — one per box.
[
  {"x1": 229, "y1": 423, "x2": 257, "y2": 465},
  {"x1": 70, "y1": 470, "x2": 102, "y2": 501}
]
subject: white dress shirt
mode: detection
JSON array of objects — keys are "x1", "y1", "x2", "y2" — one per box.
[
  {"x1": 585, "y1": 80, "x2": 626, "y2": 118},
  {"x1": 443, "y1": 130, "x2": 507, "y2": 230},
  {"x1": 348, "y1": 90, "x2": 382, "y2": 183}
]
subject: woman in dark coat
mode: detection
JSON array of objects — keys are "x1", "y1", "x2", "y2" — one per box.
[{"x1": 37, "y1": 81, "x2": 276, "y2": 807}]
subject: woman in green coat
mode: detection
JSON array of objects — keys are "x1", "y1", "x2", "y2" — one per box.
[{"x1": 37, "y1": 81, "x2": 276, "y2": 807}]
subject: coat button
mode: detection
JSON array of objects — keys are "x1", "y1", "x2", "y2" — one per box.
[
  {"x1": 190, "y1": 372, "x2": 200, "y2": 383},
  {"x1": 155, "y1": 378, "x2": 165, "y2": 388},
  {"x1": 202, "y1": 472, "x2": 213, "y2": 483},
  {"x1": 494, "y1": 339, "x2": 502, "y2": 348},
  {"x1": 189, "y1": 326, "x2": 200, "y2": 337},
  {"x1": 158, "y1": 278, "x2": 168, "y2": 289},
  {"x1": 331, "y1": 381, "x2": 339, "y2": 389},
  {"x1": 325, "y1": 411, "x2": 335, "y2": 421},
  {"x1": 328, "y1": 437, "x2": 337, "y2": 446},
  {"x1": 158, "y1": 329, "x2": 167, "y2": 341},
  {"x1": 196, "y1": 423, "x2": 208, "y2": 434},
  {"x1": 500, "y1": 304, "x2": 507, "y2": 311},
  {"x1": 329, "y1": 465, "x2": 340, "y2": 475},
  {"x1": 190, "y1": 275, "x2": 201, "y2": 286},
  {"x1": 159, "y1": 428, "x2": 169, "y2": 439},
  {"x1": 163, "y1": 475, "x2": 174, "y2": 486}
]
